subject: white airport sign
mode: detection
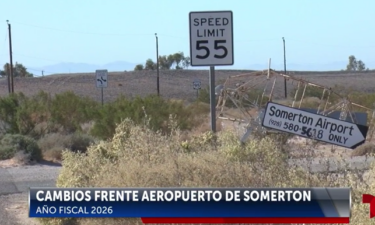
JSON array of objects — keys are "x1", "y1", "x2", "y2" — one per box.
[
  {"x1": 189, "y1": 11, "x2": 234, "y2": 66},
  {"x1": 96, "y1": 70, "x2": 108, "y2": 88},
  {"x1": 261, "y1": 102, "x2": 368, "y2": 149}
]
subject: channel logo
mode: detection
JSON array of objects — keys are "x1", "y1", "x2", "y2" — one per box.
[{"x1": 363, "y1": 194, "x2": 375, "y2": 218}]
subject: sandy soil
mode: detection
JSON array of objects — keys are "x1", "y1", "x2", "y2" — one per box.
[{"x1": 2, "y1": 193, "x2": 40, "y2": 225}]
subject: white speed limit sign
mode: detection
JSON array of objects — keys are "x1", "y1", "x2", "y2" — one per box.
[{"x1": 189, "y1": 11, "x2": 234, "y2": 66}]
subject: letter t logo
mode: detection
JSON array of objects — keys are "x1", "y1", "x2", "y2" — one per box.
[{"x1": 362, "y1": 194, "x2": 375, "y2": 218}]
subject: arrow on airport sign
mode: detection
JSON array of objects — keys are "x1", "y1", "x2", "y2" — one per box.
[{"x1": 261, "y1": 102, "x2": 368, "y2": 149}]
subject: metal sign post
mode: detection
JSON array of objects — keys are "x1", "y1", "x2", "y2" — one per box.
[
  {"x1": 96, "y1": 70, "x2": 108, "y2": 106},
  {"x1": 189, "y1": 10, "x2": 234, "y2": 133}
]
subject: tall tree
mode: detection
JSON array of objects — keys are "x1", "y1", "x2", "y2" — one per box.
[
  {"x1": 182, "y1": 56, "x2": 191, "y2": 69},
  {"x1": 2, "y1": 62, "x2": 33, "y2": 77},
  {"x1": 172, "y1": 52, "x2": 184, "y2": 69},
  {"x1": 135, "y1": 51, "x2": 191, "y2": 71},
  {"x1": 357, "y1": 60, "x2": 366, "y2": 71},
  {"x1": 145, "y1": 59, "x2": 156, "y2": 70},
  {"x1": 134, "y1": 64, "x2": 144, "y2": 71},
  {"x1": 345, "y1": 55, "x2": 368, "y2": 71},
  {"x1": 346, "y1": 55, "x2": 357, "y2": 71}
]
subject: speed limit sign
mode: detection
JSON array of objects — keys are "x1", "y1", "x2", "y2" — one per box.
[{"x1": 189, "y1": 11, "x2": 234, "y2": 66}]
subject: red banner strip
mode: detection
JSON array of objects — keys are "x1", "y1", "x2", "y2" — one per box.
[{"x1": 141, "y1": 217, "x2": 349, "y2": 224}]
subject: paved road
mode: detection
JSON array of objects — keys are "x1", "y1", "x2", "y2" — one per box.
[
  {"x1": 0, "y1": 163, "x2": 61, "y2": 225},
  {"x1": 0, "y1": 164, "x2": 60, "y2": 195}
]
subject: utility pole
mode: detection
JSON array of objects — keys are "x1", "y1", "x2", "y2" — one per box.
[
  {"x1": 282, "y1": 37, "x2": 287, "y2": 98},
  {"x1": 42, "y1": 70, "x2": 44, "y2": 76},
  {"x1": 7, "y1": 20, "x2": 14, "y2": 93},
  {"x1": 155, "y1": 33, "x2": 160, "y2": 96},
  {"x1": 6, "y1": 64, "x2": 10, "y2": 94}
]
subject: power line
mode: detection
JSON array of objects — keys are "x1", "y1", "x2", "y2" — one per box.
[
  {"x1": 9, "y1": 21, "x2": 375, "y2": 48},
  {"x1": 10, "y1": 22, "x2": 285, "y2": 43},
  {"x1": 12, "y1": 22, "x2": 155, "y2": 36}
]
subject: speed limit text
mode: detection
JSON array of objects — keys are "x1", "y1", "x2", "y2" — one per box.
[{"x1": 193, "y1": 17, "x2": 229, "y2": 37}]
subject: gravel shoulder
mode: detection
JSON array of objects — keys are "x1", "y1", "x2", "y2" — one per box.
[
  {"x1": 0, "y1": 160, "x2": 61, "y2": 225},
  {"x1": 0, "y1": 193, "x2": 40, "y2": 225}
]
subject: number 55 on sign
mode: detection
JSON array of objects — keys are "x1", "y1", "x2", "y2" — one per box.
[{"x1": 189, "y1": 11, "x2": 234, "y2": 66}]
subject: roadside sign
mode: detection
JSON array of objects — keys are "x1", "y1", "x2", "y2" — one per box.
[
  {"x1": 96, "y1": 70, "x2": 108, "y2": 88},
  {"x1": 261, "y1": 102, "x2": 368, "y2": 149},
  {"x1": 189, "y1": 11, "x2": 234, "y2": 66},
  {"x1": 193, "y1": 79, "x2": 201, "y2": 90}
]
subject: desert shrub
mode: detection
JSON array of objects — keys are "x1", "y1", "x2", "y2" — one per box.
[
  {"x1": 186, "y1": 101, "x2": 210, "y2": 115},
  {"x1": 15, "y1": 91, "x2": 52, "y2": 138},
  {"x1": 0, "y1": 134, "x2": 42, "y2": 161},
  {"x1": 352, "y1": 142, "x2": 375, "y2": 156},
  {"x1": 0, "y1": 93, "x2": 21, "y2": 134},
  {"x1": 290, "y1": 85, "x2": 325, "y2": 100},
  {"x1": 50, "y1": 91, "x2": 99, "y2": 133},
  {"x1": 197, "y1": 85, "x2": 210, "y2": 103},
  {"x1": 69, "y1": 133, "x2": 96, "y2": 153},
  {"x1": 289, "y1": 84, "x2": 344, "y2": 106},
  {"x1": 38, "y1": 132, "x2": 96, "y2": 160},
  {"x1": 91, "y1": 95, "x2": 197, "y2": 140},
  {"x1": 38, "y1": 118, "x2": 375, "y2": 225},
  {"x1": 198, "y1": 84, "x2": 264, "y2": 109},
  {"x1": 0, "y1": 91, "x2": 51, "y2": 137},
  {"x1": 349, "y1": 92, "x2": 375, "y2": 110}
]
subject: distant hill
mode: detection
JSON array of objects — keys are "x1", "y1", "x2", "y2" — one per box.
[
  {"x1": 33, "y1": 61, "x2": 138, "y2": 75},
  {"x1": 30, "y1": 60, "x2": 374, "y2": 76},
  {"x1": 243, "y1": 61, "x2": 355, "y2": 71}
]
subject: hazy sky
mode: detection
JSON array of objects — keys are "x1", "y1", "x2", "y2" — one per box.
[{"x1": 0, "y1": 0, "x2": 374, "y2": 71}]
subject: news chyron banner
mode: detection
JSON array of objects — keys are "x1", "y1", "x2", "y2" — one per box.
[{"x1": 29, "y1": 187, "x2": 351, "y2": 224}]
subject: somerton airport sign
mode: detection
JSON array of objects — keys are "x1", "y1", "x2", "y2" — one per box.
[{"x1": 262, "y1": 102, "x2": 368, "y2": 149}]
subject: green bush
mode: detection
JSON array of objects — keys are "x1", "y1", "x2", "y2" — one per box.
[
  {"x1": 197, "y1": 86, "x2": 210, "y2": 103},
  {"x1": 0, "y1": 93, "x2": 20, "y2": 134},
  {"x1": 0, "y1": 134, "x2": 42, "y2": 161},
  {"x1": 198, "y1": 84, "x2": 264, "y2": 109},
  {"x1": 349, "y1": 92, "x2": 375, "y2": 110},
  {"x1": 69, "y1": 133, "x2": 96, "y2": 153},
  {"x1": 90, "y1": 95, "x2": 195, "y2": 140},
  {"x1": 38, "y1": 132, "x2": 96, "y2": 161},
  {"x1": 16, "y1": 91, "x2": 52, "y2": 138},
  {"x1": 50, "y1": 91, "x2": 99, "y2": 133},
  {"x1": 0, "y1": 91, "x2": 51, "y2": 137},
  {"x1": 290, "y1": 85, "x2": 328, "y2": 100}
]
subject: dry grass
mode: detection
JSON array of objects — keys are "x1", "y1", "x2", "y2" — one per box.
[
  {"x1": 38, "y1": 132, "x2": 96, "y2": 162},
  {"x1": 12, "y1": 151, "x2": 32, "y2": 165},
  {"x1": 38, "y1": 118, "x2": 375, "y2": 225},
  {"x1": 352, "y1": 142, "x2": 375, "y2": 157}
]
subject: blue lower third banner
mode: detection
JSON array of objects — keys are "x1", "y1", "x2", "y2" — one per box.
[{"x1": 29, "y1": 188, "x2": 351, "y2": 223}]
